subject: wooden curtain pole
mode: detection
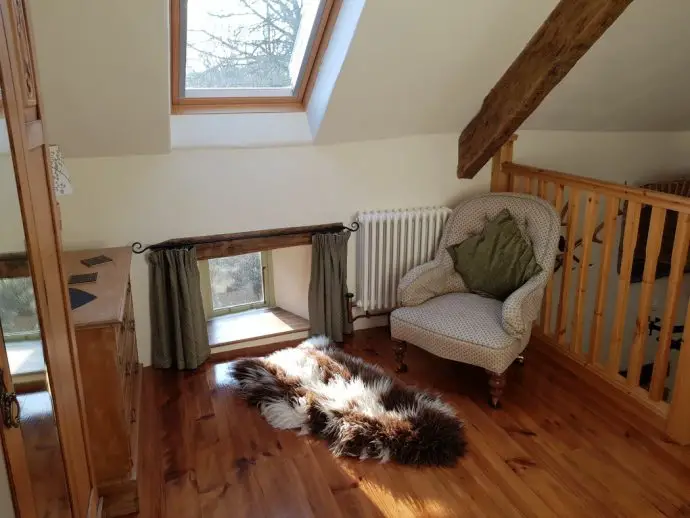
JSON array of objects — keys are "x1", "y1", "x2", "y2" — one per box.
[{"x1": 131, "y1": 222, "x2": 361, "y2": 261}]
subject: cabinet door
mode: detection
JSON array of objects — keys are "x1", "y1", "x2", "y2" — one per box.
[{"x1": 0, "y1": 0, "x2": 97, "y2": 516}]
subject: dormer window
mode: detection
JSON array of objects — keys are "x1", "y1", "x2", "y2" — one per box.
[{"x1": 171, "y1": 0, "x2": 340, "y2": 113}]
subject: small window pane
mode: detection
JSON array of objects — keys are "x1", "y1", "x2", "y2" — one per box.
[
  {"x1": 209, "y1": 253, "x2": 264, "y2": 310},
  {"x1": 185, "y1": 0, "x2": 324, "y2": 95},
  {"x1": 0, "y1": 278, "x2": 39, "y2": 338}
]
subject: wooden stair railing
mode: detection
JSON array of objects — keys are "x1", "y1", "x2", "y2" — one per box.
[{"x1": 491, "y1": 138, "x2": 690, "y2": 445}]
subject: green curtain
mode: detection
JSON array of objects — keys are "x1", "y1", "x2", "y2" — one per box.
[
  {"x1": 308, "y1": 232, "x2": 352, "y2": 342},
  {"x1": 149, "y1": 247, "x2": 210, "y2": 370}
]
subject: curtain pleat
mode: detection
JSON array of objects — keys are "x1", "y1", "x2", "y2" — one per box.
[
  {"x1": 308, "y1": 232, "x2": 352, "y2": 342},
  {"x1": 149, "y1": 247, "x2": 210, "y2": 370}
]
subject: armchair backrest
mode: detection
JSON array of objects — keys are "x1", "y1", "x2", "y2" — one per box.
[{"x1": 440, "y1": 193, "x2": 560, "y2": 274}]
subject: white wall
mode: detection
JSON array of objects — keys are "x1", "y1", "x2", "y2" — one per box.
[
  {"x1": 59, "y1": 133, "x2": 487, "y2": 365},
  {"x1": 512, "y1": 131, "x2": 690, "y2": 182},
  {"x1": 51, "y1": 130, "x2": 690, "y2": 366},
  {"x1": 272, "y1": 246, "x2": 311, "y2": 320},
  {"x1": 29, "y1": 0, "x2": 170, "y2": 157}
]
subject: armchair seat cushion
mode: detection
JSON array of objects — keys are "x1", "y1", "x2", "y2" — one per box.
[
  {"x1": 393, "y1": 293, "x2": 513, "y2": 348},
  {"x1": 391, "y1": 292, "x2": 527, "y2": 374}
]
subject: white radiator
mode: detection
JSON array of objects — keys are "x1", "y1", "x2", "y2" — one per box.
[{"x1": 355, "y1": 206, "x2": 452, "y2": 312}]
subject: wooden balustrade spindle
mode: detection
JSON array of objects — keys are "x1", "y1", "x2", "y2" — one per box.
[
  {"x1": 508, "y1": 172, "x2": 516, "y2": 193},
  {"x1": 666, "y1": 300, "x2": 690, "y2": 445},
  {"x1": 607, "y1": 201, "x2": 641, "y2": 375},
  {"x1": 588, "y1": 197, "x2": 620, "y2": 365},
  {"x1": 514, "y1": 175, "x2": 524, "y2": 194},
  {"x1": 556, "y1": 188, "x2": 580, "y2": 348},
  {"x1": 649, "y1": 212, "x2": 690, "y2": 400},
  {"x1": 544, "y1": 184, "x2": 565, "y2": 337},
  {"x1": 490, "y1": 139, "x2": 515, "y2": 193},
  {"x1": 572, "y1": 192, "x2": 599, "y2": 356},
  {"x1": 626, "y1": 207, "x2": 666, "y2": 387},
  {"x1": 540, "y1": 181, "x2": 556, "y2": 334}
]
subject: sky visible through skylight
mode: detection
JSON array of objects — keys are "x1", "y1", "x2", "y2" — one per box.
[{"x1": 185, "y1": 0, "x2": 320, "y2": 90}]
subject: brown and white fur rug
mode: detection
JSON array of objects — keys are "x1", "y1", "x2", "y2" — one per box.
[{"x1": 227, "y1": 336, "x2": 466, "y2": 466}]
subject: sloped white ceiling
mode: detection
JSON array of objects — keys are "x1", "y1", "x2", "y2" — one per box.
[
  {"x1": 314, "y1": 0, "x2": 557, "y2": 143},
  {"x1": 29, "y1": 0, "x2": 170, "y2": 157},
  {"x1": 316, "y1": 0, "x2": 690, "y2": 143},
  {"x1": 524, "y1": 2, "x2": 690, "y2": 131},
  {"x1": 26, "y1": 0, "x2": 690, "y2": 157}
]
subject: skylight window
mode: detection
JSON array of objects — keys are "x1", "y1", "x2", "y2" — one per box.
[{"x1": 171, "y1": 0, "x2": 339, "y2": 112}]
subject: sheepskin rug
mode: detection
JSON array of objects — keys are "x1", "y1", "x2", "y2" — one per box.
[{"x1": 227, "y1": 336, "x2": 466, "y2": 466}]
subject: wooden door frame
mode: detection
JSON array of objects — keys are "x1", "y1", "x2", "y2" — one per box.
[{"x1": 0, "y1": 0, "x2": 98, "y2": 516}]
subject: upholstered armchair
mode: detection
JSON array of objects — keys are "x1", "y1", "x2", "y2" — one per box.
[{"x1": 390, "y1": 193, "x2": 560, "y2": 407}]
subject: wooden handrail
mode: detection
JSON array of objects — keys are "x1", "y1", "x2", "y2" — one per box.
[
  {"x1": 492, "y1": 139, "x2": 690, "y2": 446},
  {"x1": 503, "y1": 162, "x2": 690, "y2": 214}
]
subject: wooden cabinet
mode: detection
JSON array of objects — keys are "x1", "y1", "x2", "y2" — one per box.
[{"x1": 64, "y1": 247, "x2": 141, "y2": 517}]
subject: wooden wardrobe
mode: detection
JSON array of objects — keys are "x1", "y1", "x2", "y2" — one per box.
[
  {"x1": 66, "y1": 248, "x2": 141, "y2": 517},
  {"x1": 0, "y1": 0, "x2": 100, "y2": 516}
]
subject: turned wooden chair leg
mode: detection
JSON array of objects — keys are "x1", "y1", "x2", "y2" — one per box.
[
  {"x1": 486, "y1": 370, "x2": 507, "y2": 408},
  {"x1": 392, "y1": 341, "x2": 408, "y2": 373}
]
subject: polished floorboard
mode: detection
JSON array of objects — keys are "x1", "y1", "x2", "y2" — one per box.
[
  {"x1": 19, "y1": 391, "x2": 71, "y2": 518},
  {"x1": 133, "y1": 328, "x2": 690, "y2": 518}
]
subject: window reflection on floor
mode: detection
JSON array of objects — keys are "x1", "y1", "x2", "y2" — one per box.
[{"x1": 18, "y1": 391, "x2": 71, "y2": 518}]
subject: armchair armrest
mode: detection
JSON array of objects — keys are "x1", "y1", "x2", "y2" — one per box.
[
  {"x1": 501, "y1": 271, "x2": 549, "y2": 337},
  {"x1": 398, "y1": 260, "x2": 466, "y2": 307}
]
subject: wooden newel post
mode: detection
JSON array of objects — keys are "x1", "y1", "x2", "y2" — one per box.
[
  {"x1": 490, "y1": 134, "x2": 517, "y2": 193},
  {"x1": 666, "y1": 301, "x2": 690, "y2": 445}
]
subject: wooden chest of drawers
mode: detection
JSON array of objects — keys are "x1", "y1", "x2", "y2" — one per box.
[{"x1": 65, "y1": 247, "x2": 141, "y2": 517}]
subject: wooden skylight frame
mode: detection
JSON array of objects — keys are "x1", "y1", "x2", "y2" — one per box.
[{"x1": 170, "y1": 0, "x2": 341, "y2": 114}]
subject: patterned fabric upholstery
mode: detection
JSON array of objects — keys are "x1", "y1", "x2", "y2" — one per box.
[{"x1": 391, "y1": 193, "x2": 560, "y2": 374}]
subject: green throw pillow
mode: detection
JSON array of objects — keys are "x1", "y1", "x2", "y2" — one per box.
[{"x1": 447, "y1": 209, "x2": 542, "y2": 301}]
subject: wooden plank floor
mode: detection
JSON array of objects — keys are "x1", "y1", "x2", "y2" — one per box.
[
  {"x1": 132, "y1": 328, "x2": 690, "y2": 518},
  {"x1": 19, "y1": 391, "x2": 71, "y2": 518}
]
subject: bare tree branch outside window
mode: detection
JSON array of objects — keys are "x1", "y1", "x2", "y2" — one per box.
[
  {"x1": 186, "y1": 0, "x2": 311, "y2": 90},
  {"x1": 0, "y1": 277, "x2": 39, "y2": 336}
]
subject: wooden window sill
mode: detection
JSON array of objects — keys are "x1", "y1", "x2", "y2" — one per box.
[
  {"x1": 172, "y1": 102, "x2": 305, "y2": 115},
  {"x1": 208, "y1": 307, "x2": 309, "y2": 348}
]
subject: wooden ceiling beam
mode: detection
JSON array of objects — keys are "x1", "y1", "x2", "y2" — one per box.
[{"x1": 457, "y1": 0, "x2": 633, "y2": 179}]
